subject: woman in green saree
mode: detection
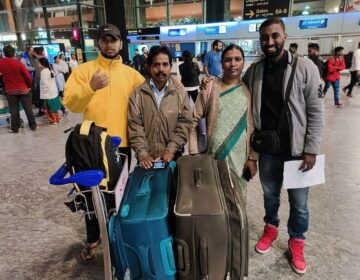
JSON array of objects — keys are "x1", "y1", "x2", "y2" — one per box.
[{"x1": 189, "y1": 44, "x2": 258, "y2": 196}]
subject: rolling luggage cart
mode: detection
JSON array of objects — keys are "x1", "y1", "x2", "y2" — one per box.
[{"x1": 49, "y1": 136, "x2": 124, "y2": 280}]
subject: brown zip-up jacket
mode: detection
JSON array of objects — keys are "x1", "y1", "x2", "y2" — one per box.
[{"x1": 128, "y1": 77, "x2": 192, "y2": 160}]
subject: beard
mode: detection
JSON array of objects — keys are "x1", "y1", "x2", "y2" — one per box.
[
  {"x1": 261, "y1": 42, "x2": 285, "y2": 59},
  {"x1": 101, "y1": 51, "x2": 119, "y2": 59}
]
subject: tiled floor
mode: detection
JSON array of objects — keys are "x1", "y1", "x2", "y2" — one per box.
[{"x1": 0, "y1": 80, "x2": 359, "y2": 280}]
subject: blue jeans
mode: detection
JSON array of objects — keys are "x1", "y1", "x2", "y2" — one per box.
[
  {"x1": 324, "y1": 80, "x2": 340, "y2": 105},
  {"x1": 259, "y1": 153, "x2": 309, "y2": 239}
]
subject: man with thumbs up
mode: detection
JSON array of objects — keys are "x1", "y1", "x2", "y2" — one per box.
[
  {"x1": 63, "y1": 24, "x2": 144, "y2": 261},
  {"x1": 64, "y1": 23, "x2": 144, "y2": 149}
]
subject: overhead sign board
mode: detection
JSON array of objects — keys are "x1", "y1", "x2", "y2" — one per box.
[
  {"x1": 299, "y1": 19, "x2": 328, "y2": 30},
  {"x1": 205, "y1": 25, "x2": 227, "y2": 35},
  {"x1": 168, "y1": 28, "x2": 187, "y2": 36},
  {"x1": 243, "y1": 0, "x2": 290, "y2": 20},
  {"x1": 248, "y1": 22, "x2": 263, "y2": 32},
  {"x1": 127, "y1": 27, "x2": 160, "y2": 36}
]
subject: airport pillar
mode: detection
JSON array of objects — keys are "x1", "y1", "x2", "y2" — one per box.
[
  {"x1": 205, "y1": 0, "x2": 231, "y2": 23},
  {"x1": 104, "y1": 0, "x2": 129, "y2": 63},
  {"x1": 9, "y1": 0, "x2": 24, "y2": 51}
]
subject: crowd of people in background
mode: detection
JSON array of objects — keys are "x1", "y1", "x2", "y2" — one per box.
[{"x1": 0, "y1": 46, "x2": 79, "y2": 131}]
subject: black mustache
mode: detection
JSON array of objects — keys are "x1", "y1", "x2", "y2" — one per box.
[{"x1": 156, "y1": 73, "x2": 166, "y2": 76}]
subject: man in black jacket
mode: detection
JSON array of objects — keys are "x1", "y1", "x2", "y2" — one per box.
[{"x1": 308, "y1": 43, "x2": 325, "y2": 77}]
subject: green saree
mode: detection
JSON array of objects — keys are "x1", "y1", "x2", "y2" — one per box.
[{"x1": 207, "y1": 84, "x2": 248, "y2": 196}]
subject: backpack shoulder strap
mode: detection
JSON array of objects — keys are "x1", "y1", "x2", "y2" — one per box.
[{"x1": 80, "y1": 120, "x2": 94, "y2": 136}]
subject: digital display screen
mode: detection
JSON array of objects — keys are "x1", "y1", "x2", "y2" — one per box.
[
  {"x1": 299, "y1": 19, "x2": 328, "y2": 29},
  {"x1": 174, "y1": 51, "x2": 183, "y2": 58},
  {"x1": 205, "y1": 26, "x2": 226, "y2": 35},
  {"x1": 168, "y1": 28, "x2": 187, "y2": 36}
]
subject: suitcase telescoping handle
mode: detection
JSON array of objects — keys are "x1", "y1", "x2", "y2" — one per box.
[
  {"x1": 194, "y1": 168, "x2": 202, "y2": 188},
  {"x1": 199, "y1": 237, "x2": 209, "y2": 280}
]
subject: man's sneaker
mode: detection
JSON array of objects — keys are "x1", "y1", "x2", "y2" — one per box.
[
  {"x1": 255, "y1": 224, "x2": 279, "y2": 254},
  {"x1": 288, "y1": 238, "x2": 307, "y2": 274},
  {"x1": 8, "y1": 129, "x2": 18, "y2": 133}
]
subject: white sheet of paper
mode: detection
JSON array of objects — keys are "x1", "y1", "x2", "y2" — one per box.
[
  {"x1": 283, "y1": 155, "x2": 325, "y2": 189},
  {"x1": 114, "y1": 156, "x2": 129, "y2": 215}
]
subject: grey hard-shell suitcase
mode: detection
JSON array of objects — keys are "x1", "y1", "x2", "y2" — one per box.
[{"x1": 174, "y1": 154, "x2": 248, "y2": 280}]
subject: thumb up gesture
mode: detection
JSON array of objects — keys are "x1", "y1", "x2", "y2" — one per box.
[{"x1": 90, "y1": 68, "x2": 109, "y2": 91}]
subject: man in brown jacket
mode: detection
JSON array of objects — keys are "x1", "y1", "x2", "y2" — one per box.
[{"x1": 128, "y1": 45, "x2": 192, "y2": 169}]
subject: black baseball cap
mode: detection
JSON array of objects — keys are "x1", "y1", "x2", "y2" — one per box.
[{"x1": 97, "y1": 23, "x2": 121, "y2": 40}]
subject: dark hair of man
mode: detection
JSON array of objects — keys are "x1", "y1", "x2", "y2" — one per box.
[
  {"x1": 259, "y1": 17, "x2": 285, "y2": 33},
  {"x1": 34, "y1": 47, "x2": 43, "y2": 56},
  {"x1": 308, "y1": 43, "x2": 320, "y2": 51},
  {"x1": 290, "y1": 43, "x2": 298, "y2": 49},
  {"x1": 147, "y1": 45, "x2": 172, "y2": 67},
  {"x1": 3, "y1": 45, "x2": 15, "y2": 58},
  {"x1": 212, "y1": 39, "x2": 222, "y2": 49},
  {"x1": 26, "y1": 46, "x2": 33, "y2": 52},
  {"x1": 142, "y1": 46, "x2": 147, "y2": 52},
  {"x1": 39, "y1": 57, "x2": 54, "y2": 78},
  {"x1": 182, "y1": 50, "x2": 193, "y2": 64},
  {"x1": 135, "y1": 49, "x2": 139, "y2": 52},
  {"x1": 334, "y1": 46, "x2": 344, "y2": 55},
  {"x1": 54, "y1": 56, "x2": 59, "y2": 61},
  {"x1": 221, "y1": 44, "x2": 245, "y2": 62}
]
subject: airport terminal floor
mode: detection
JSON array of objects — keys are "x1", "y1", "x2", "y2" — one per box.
[{"x1": 1, "y1": 78, "x2": 360, "y2": 280}]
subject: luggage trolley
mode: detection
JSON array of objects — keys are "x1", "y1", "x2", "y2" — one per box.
[{"x1": 49, "y1": 136, "x2": 124, "y2": 280}]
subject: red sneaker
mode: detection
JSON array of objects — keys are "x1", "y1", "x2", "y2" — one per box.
[
  {"x1": 255, "y1": 224, "x2": 279, "y2": 254},
  {"x1": 288, "y1": 238, "x2": 307, "y2": 274}
]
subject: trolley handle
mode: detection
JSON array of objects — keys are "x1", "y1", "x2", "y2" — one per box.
[{"x1": 49, "y1": 164, "x2": 104, "y2": 187}]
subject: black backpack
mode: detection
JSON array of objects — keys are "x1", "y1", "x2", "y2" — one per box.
[
  {"x1": 65, "y1": 120, "x2": 122, "y2": 191},
  {"x1": 344, "y1": 52, "x2": 353, "y2": 69}
]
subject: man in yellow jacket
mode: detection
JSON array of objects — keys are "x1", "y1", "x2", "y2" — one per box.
[
  {"x1": 63, "y1": 23, "x2": 144, "y2": 261},
  {"x1": 64, "y1": 23, "x2": 144, "y2": 149}
]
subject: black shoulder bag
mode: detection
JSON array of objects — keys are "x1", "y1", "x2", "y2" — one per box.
[{"x1": 251, "y1": 57, "x2": 298, "y2": 154}]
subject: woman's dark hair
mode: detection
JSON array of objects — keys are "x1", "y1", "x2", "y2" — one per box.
[
  {"x1": 182, "y1": 50, "x2": 193, "y2": 64},
  {"x1": 34, "y1": 47, "x2": 44, "y2": 56},
  {"x1": 54, "y1": 56, "x2": 59, "y2": 62},
  {"x1": 221, "y1": 44, "x2": 245, "y2": 62},
  {"x1": 39, "y1": 57, "x2": 54, "y2": 78},
  {"x1": 147, "y1": 45, "x2": 172, "y2": 67},
  {"x1": 3, "y1": 45, "x2": 15, "y2": 58}
]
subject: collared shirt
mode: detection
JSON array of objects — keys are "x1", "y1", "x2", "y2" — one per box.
[{"x1": 150, "y1": 79, "x2": 169, "y2": 108}]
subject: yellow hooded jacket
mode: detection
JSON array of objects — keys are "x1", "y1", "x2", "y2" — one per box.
[{"x1": 63, "y1": 53, "x2": 144, "y2": 147}]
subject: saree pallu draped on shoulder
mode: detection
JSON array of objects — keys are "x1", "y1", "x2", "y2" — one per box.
[{"x1": 208, "y1": 84, "x2": 248, "y2": 194}]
